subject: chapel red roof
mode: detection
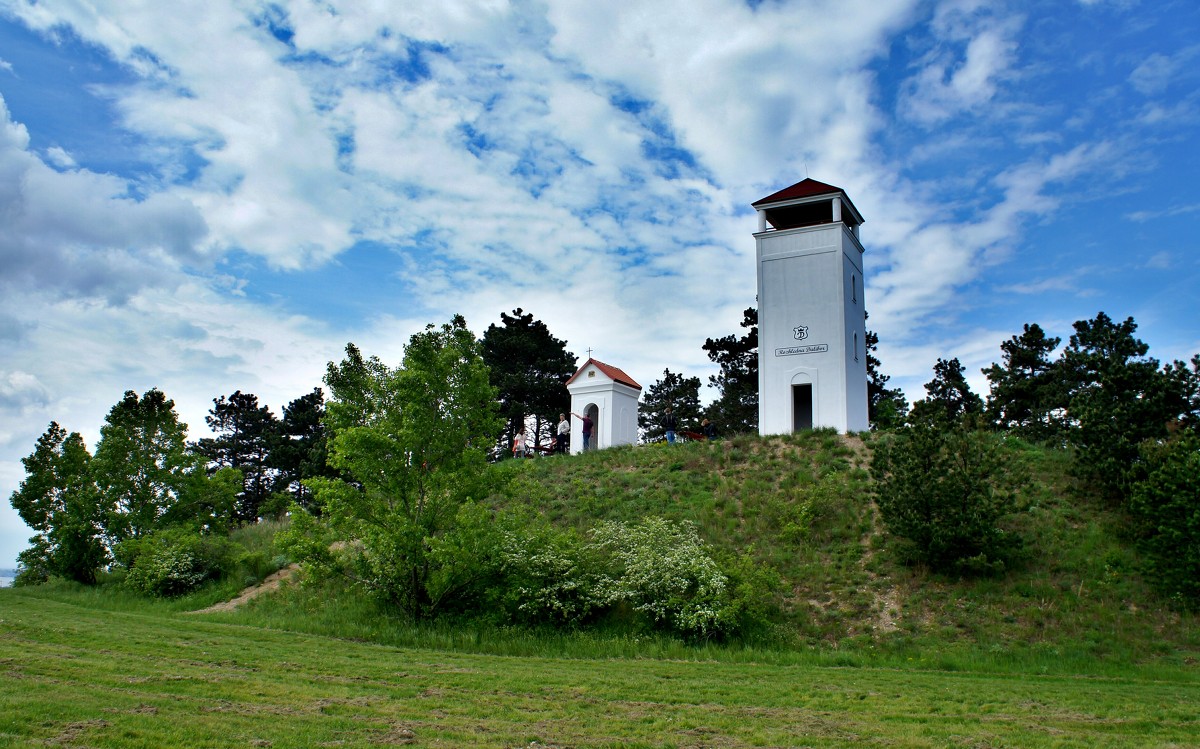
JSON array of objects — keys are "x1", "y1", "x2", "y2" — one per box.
[{"x1": 566, "y1": 358, "x2": 642, "y2": 390}]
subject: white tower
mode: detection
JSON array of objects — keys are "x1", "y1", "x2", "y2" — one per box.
[
  {"x1": 565, "y1": 358, "x2": 642, "y2": 453},
  {"x1": 754, "y1": 178, "x2": 868, "y2": 434}
]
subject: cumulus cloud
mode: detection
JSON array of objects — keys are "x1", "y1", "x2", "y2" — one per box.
[
  {"x1": 0, "y1": 95, "x2": 208, "y2": 303},
  {"x1": 898, "y1": 2, "x2": 1023, "y2": 125}
]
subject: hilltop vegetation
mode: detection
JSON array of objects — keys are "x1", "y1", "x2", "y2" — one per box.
[
  {"x1": 6, "y1": 307, "x2": 1198, "y2": 667},
  {"x1": 130, "y1": 431, "x2": 1196, "y2": 669},
  {"x1": 485, "y1": 433, "x2": 1199, "y2": 664}
]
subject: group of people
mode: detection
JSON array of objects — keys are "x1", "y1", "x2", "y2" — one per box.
[
  {"x1": 662, "y1": 405, "x2": 717, "y2": 444},
  {"x1": 511, "y1": 406, "x2": 715, "y2": 459},
  {"x1": 511, "y1": 410, "x2": 593, "y2": 458}
]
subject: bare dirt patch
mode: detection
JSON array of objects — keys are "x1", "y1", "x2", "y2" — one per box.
[{"x1": 187, "y1": 564, "x2": 299, "y2": 614}]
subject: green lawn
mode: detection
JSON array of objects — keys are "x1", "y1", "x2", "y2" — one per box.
[{"x1": 3, "y1": 591, "x2": 1197, "y2": 748}]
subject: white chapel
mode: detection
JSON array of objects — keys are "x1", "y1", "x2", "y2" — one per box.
[
  {"x1": 565, "y1": 358, "x2": 641, "y2": 453},
  {"x1": 753, "y1": 178, "x2": 869, "y2": 434}
]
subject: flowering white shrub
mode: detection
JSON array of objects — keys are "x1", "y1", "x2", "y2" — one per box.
[{"x1": 589, "y1": 517, "x2": 732, "y2": 638}]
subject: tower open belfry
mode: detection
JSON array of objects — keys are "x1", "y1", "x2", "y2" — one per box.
[{"x1": 754, "y1": 178, "x2": 869, "y2": 434}]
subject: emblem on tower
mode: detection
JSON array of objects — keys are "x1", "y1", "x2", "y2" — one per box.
[{"x1": 793, "y1": 325, "x2": 809, "y2": 341}]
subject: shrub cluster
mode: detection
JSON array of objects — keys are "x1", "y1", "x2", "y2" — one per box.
[
  {"x1": 871, "y1": 423, "x2": 1027, "y2": 575},
  {"x1": 286, "y1": 507, "x2": 774, "y2": 640},
  {"x1": 117, "y1": 527, "x2": 240, "y2": 597}
]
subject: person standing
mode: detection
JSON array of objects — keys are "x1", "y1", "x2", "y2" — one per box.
[
  {"x1": 663, "y1": 405, "x2": 678, "y2": 444},
  {"x1": 701, "y1": 418, "x2": 717, "y2": 441},
  {"x1": 556, "y1": 413, "x2": 570, "y2": 454},
  {"x1": 572, "y1": 410, "x2": 594, "y2": 451}
]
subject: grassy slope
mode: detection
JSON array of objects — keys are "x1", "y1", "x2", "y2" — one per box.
[
  {"x1": 494, "y1": 431, "x2": 1199, "y2": 669},
  {"x1": 2, "y1": 591, "x2": 1198, "y2": 748},
  {"x1": 3, "y1": 432, "x2": 1200, "y2": 747}
]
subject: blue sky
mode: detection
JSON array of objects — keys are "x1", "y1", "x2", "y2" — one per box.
[{"x1": 2, "y1": 0, "x2": 1198, "y2": 569}]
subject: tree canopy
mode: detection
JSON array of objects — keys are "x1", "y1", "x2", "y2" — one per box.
[
  {"x1": 639, "y1": 369, "x2": 703, "y2": 441},
  {"x1": 982, "y1": 323, "x2": 1065, "y2": 440},
  {"x1": 194, "y1": 390, "x2": 279, "y2": 522},
  {"x1": 301, "y1": 316, "x2": 505, "y2": 617},
  {"x1": 702, "y1": 307, "x2": 758, "y2": 434},
  {"x1": 481, "y1": 308, "x2": 576, "y2": 452},
  {"x1": 9, "y1": 423, "x2": 107, "y2": 584}
]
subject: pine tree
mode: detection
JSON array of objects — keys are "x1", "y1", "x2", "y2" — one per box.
[
  {"x1": 481, "y1": 308, "x2": 576, "y2": 453},
  {"x1": 909, "y1": 357, "x2": 984, "y2": 428},
  {"x1": 702, "y1": 307, "x2": 758, "y2": 434},
  {"x1": 865, "y1": 318, "x2": 908, "y2": 430},
  {"x1": 268, "y1": 387, "x2": 332, "y2": 513},
  {"x1": 639, "y1": 369, "x2": 703, "y2": 441},
  {"x1": 194, "y1": 391, "x2": 280, "y2": 522},
  {"x1": 1059, "y1": 313, "x2": 1177, "y2": 500},
  {"x1": 983, "y1": 323, "x2": 1066, "y2": 440}
]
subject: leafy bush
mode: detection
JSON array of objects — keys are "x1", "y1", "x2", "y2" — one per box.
[
  {"x1": 494, "y1": 512, "x2": 601, "y2": 627},
  {"x1": 872, "y1": 423, "x2": 1027, "y2": 575},
  {"x1": 118, "y1": 527, "x2": 239, "y2": 597},
  {"x1": 590, "y1": 517, "x2": 734, "y2": 639},
  {"x1": 1129, "y1": 434, "x2": 1200, "y2": 607}
]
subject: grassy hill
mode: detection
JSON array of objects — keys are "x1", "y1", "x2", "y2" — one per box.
[
  {"x1": 5, "y1": 430, "x2": 1198, "y2": 672},
  {"x1": 481, "y1": 431, "x2": 1197, "y2": 669},
  {"x1": 3, "y1": 431, "x2": 1199, "y2": 746}
]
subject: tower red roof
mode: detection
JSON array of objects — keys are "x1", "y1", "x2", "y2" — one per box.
[{"x1": 752, "y1": 178, "x2": 844, "y2": 207}]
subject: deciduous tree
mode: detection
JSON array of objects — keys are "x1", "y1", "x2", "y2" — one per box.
[
  {"x1": 92, "y1": 389, "x2": 210, "y2": 543},
  {"x1": 9, "y1": 423, "x2": 107, "y2": 584},
  {"x1": 298, "y1": 316, "x2": 505, "y2": 617}
]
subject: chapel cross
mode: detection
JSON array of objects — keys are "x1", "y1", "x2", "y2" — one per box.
[{"x1": 586, "y1": 347, "x2": 594, "y2": 358}]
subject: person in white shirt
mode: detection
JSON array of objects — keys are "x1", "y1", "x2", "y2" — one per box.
[{"x1": 556, "y1": 413, "x2": 570, "y2": 454}]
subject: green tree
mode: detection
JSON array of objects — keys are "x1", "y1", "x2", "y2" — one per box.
[
  {"x1": 983, "y1": 323, "x2": 1066, "y2": 440},
  {"x1": 639, "y1": 369, "x2": 703, "y2": 441},
  {"x1": 481, "y1": 308, "x2": 576, "y2": 453},
  {"x1": 908, "y1": 357, "x2": 984, "y2": 428},
  {"x1": 9, "y1": 423, "x2": 107, "y2": 584},
  {"x1": 1163, "y1": 354, "x2": 1200, "y2": 435},
  {"x1": 1129, "y1": 433, "x2": 1200, "y2": 607},
  {"x1": 1059, "y1": 313, "x2": 1177, "y2": 500},
  {"x1": 865, "y1": 317, "x2": 908, "y2": 430},
  {"x1": 193, "y1": 390, "x2": 280, "y2": 522},
  {"x1": 92, "y1": 389, "x2": 209, "y2": 544},
  {"x1": 872, "y1": 422, "x2": 1027, "y2": 574},
  {"x1": 299, "y1": 316, "x2": 505, "y2": 618},
  {"x1": 268, "y1": 387, "x2": 332, "y2": 514},
  {"x1": 702, "y1": 307, "x2": 758, "y2": 434}
]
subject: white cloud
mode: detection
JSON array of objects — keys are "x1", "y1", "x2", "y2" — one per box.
[
  {"x1": 0, "y1": 95, "x2": 208, "y2": 303},
  {"x1": 43, "y1": 145, "x2": 76, "y2": 168},
  {"x1": 898, "y1": 3, "x2": 1023, "y2": 125}
]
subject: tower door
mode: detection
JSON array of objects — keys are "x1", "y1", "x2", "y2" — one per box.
[{"x1": 792, "y1": 384, "x2": 813, "y2": 431}]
